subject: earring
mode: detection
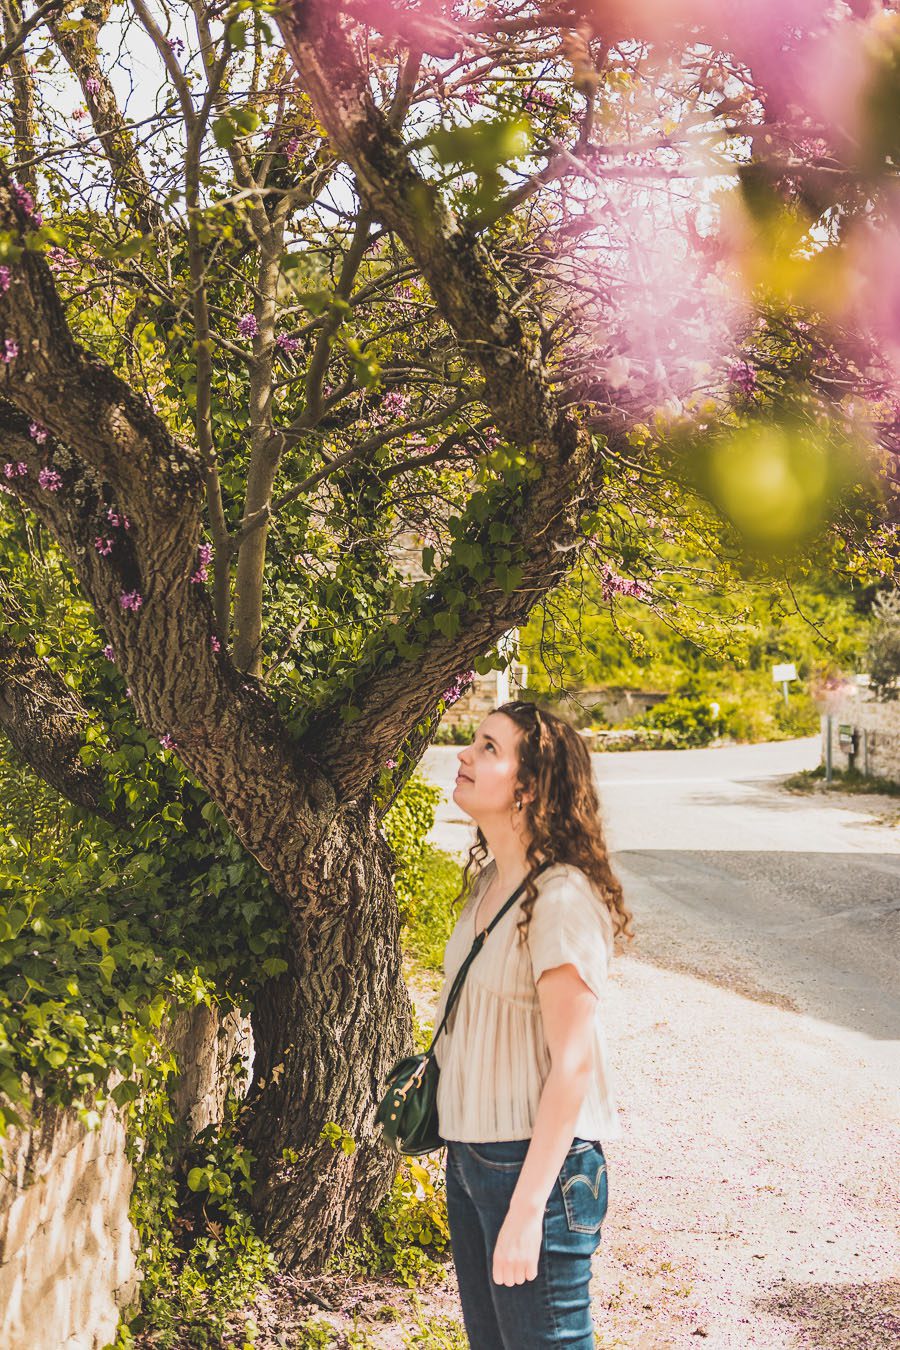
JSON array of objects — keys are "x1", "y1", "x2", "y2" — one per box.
[{"x1": 515, "y1": 798, "x2": 523, "y2": 811}]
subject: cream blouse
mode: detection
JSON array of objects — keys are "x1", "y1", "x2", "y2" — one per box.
[{"x1": 432, "y1": 858, "x2": 622, "y2": 1145}]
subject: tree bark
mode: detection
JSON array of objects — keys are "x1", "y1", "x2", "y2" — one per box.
[{"x1": 241, "y1": 798, "x2": 411, "y2": 1268}]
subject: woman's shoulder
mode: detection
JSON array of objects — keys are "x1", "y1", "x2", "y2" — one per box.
[
  {"x1": 535, "y1": 860, "x2": 594, "y2": 895},
  {"x1": 536, "y1": 861, "x2": 615, "y2": 936}
]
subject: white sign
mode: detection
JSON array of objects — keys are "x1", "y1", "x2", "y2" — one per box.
[{"x1": 772, "y1": 663, "x2": 797, "y2": 683}]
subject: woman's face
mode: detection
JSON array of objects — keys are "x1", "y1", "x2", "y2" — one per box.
[{"x1": 453, "y1": 712, "x2": 526, "y2": 819}]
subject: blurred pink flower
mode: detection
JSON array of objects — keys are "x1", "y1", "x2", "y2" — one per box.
[{"x1": 38, "y1": 467, "x2": 63, "y2": 491}]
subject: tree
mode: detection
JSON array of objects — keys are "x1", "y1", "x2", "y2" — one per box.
[
  {"x1": 867, "y1": 586, "x2": 900, "y2": 698},
  {"x1": 1, "y1": 0, "x2": 898, "y2": 1268}
]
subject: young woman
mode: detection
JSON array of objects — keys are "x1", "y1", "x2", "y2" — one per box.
[{"x1": 432, "y1": 699, "x2": 634, "y2": 1350}]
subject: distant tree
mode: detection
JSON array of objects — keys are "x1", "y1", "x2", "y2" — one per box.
[{"x1": 867, "y1": 587, "x2": 900, "y2": 699}]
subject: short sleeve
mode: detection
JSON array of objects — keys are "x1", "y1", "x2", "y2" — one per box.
[{"x1": 527, "y1": 869, "x2": 611, "y2": 1000}]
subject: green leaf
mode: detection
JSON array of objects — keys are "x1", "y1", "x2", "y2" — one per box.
[
  {"x1": 261, "y1": 957, "x2": 288, "y2": 977},
  {"x1": 212, "y1": 116, "x2": 238, "y2": 149},
  {"x1": 231, "y1": 106, "x2": 260, "y2": 135},
  {"x1": 433, "y1": 609, "x2": 460, "y2": 638},
  {"x1": 111, "y1": 1079, "x2": 141, "y2": 1107},
  {"x1": 426, "y1": 116, "x2": 532, "y2": 174},
  {"x1": 227, "y1": 19, "x2": 248, "y2": 48}
]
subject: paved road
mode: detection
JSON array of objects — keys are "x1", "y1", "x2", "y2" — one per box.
[{"x1": 421, "y1": 735, "x2": 900, "y2": 1048}]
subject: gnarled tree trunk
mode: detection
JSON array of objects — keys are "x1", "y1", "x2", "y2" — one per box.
[{"x1": 240, "y1": 799, "x2": 413, "y2": 1267}]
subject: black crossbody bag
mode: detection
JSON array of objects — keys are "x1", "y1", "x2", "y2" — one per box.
[{"x1": 375, "y1": 859, "x2": 554, "y2": 1155}]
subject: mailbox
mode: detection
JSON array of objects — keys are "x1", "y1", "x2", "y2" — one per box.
[{"x1": 838, "y1": 724, "x2": 859, "y2": 753}]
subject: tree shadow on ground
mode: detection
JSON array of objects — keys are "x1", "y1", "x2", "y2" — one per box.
[{"x1": 755, "y1": 1277, "x2": 900, "y2": 1348}]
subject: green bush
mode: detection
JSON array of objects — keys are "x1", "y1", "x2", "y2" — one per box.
[
  {"x1": 431, "y1": 718, "x2": 477, "y2": 745},
  {"x1": 402, "y1": 844, "x2": 467, "y2": 972},
  {"x1": 631, "y1": 694, "x2": 721, "y2": 747},
  {"x1": 326, "y1": 1149, "x2": 452, "y2": 1290},
  {"x1": 382, "y1": 773, "x2": 443, "y2": 919},
  {"x1": 119, "y1": 1083, "x2": 277, "y2": 1349}
]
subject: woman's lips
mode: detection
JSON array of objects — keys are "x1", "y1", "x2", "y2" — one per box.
[{"x1": 456, "y1": 772, "x2": 472, "y2": 782}]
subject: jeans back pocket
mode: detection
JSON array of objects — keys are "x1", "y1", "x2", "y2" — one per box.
[{"x1": 558, "y1": 1142, "x2": 608, "y2": 1234}]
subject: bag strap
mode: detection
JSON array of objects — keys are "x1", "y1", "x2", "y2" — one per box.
[{"x1": 426, "y1": 858, "x2": 554, "y2": 1056}]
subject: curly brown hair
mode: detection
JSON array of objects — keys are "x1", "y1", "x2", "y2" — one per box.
[{"x1": 456, "y1": 700, "x2": 635, "y2": 953}]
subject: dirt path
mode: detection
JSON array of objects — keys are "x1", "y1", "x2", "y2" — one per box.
[
  {"x1": 590, "y1": 951, "x2": 899, "y2": 1349},
  {"x1": 245, "y1": 945, "x2": 898, "y2": 1350}
]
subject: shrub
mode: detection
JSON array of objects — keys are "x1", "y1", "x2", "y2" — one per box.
[
  {"x1": 867, "y1": 587, "x2": 900, "y2": 700},
  {"x1": 431, "y1": 718, "x2": 477, "y2": 745},
  {"x1": 632, "y1": 694, "x2": 721, "y2": 747},
  {"x1": 382, "y1": 773, "x2": 443, "y2": 920},
  {"x1": 326, "y1": 1149, "x2": 451, "y2": 1290}
]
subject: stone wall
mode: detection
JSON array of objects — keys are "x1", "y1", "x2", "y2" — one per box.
[
  {"x1": 573, "y1": 686, "x2": 669, "y2": 727},
  {"x1": 819, "y1": 687, "x2": 900, "y2": 783},
  {"x1": 0, "y1": 1002, "x2": 252, "y2": 1350}
]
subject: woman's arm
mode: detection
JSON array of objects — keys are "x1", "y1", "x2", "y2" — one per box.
[{"x1": 490, "y1": 963, "x2": 597, "y2": 1285}]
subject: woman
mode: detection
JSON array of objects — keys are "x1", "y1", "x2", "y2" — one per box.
[{"x1": 432, "y1": 699, "x2": 634, "y2": 1349}]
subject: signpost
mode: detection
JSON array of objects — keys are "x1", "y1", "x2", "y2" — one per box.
[{"x1": 772, "y1": 662, "x2": 798, "y2": 708}]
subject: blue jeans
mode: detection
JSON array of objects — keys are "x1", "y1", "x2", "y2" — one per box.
[{"x1": 444, "y1": 1137, "x2": 609, "y2": 1348}]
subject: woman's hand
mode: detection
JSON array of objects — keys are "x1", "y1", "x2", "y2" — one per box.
[{"x1": 491, "y1": 1207, "x2": 544, "y2": 1285}]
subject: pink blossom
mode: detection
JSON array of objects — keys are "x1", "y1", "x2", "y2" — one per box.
[
  {"x1": 29, "y1": 420, "x2": 48, "y2": 444},
  {"x1": 210, "y1": 635, "x2": 221, "y2": 652},
  {"x1": 38, "y1": 467, "x2": 63, "y2": 491},
  {"x1": 11, "y1": 182, "x2": 35, "y2": 216},
  {"x1": 524, "y1": 87, "x2": 556, "y2": 111},
  {"x1": 190, "y1": 541, "x2": 214, "y2": 583},
  {"x1": 72, "y1": 106, "x2": 88, "y2": 122},
  {"x1": 728, "y1": 360, "x2": 758, "y2": 394},
  {"x1": 107, "y1": 508, "x2": 131, "y2": 529},
  {"x1": 282, "y1": 136, "x2": 300, "y2": 157},
  {"x1": 275, "y1": 331, "x2": 300, "y2": 353},
  {"x1": 47, "y1": 248, "x2": 77, "y2": 273},
  {"x1": 119, "y1": 590, "x2": 143, "y2": 611},
  {"x1": 237, "y1": 313, "x2": 258, "y2": 339},
  {"x1": 159, "y1": 733, "x2": 177, "y2": 750},
  {"x1": 102, "y1": 644, "x2": 115, "y2": 660},
  {"x1": 94, "y1": 536, "x2": 114, "y2": 555},
  {"x1": 2, "y1": 339, "x2": 19, "y2": 363},
  {"x1": 167, "y1": 36, "x2": 185, "y2": 56},
  {"x1": 385, "y1": 758, "x2": 398, "y2": 769},
  {"x1": 443, "y1": 669, "x2": 475, "y2": 706},
  {"x1": 599, "y1": 563, "x2": 651, "y2": 603},
  {"x1": 3, "y1": 462, "x2": 26, "y2": 479},
  {"x1": 85, "y1": 76, "x2": 100, "y2": 94},
  {"x1": 0, "y1": 266, "x2": 9, "y2": 294},
  {"x1": 381, "y1": 389, "x2": 409, "y2": 416}
]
